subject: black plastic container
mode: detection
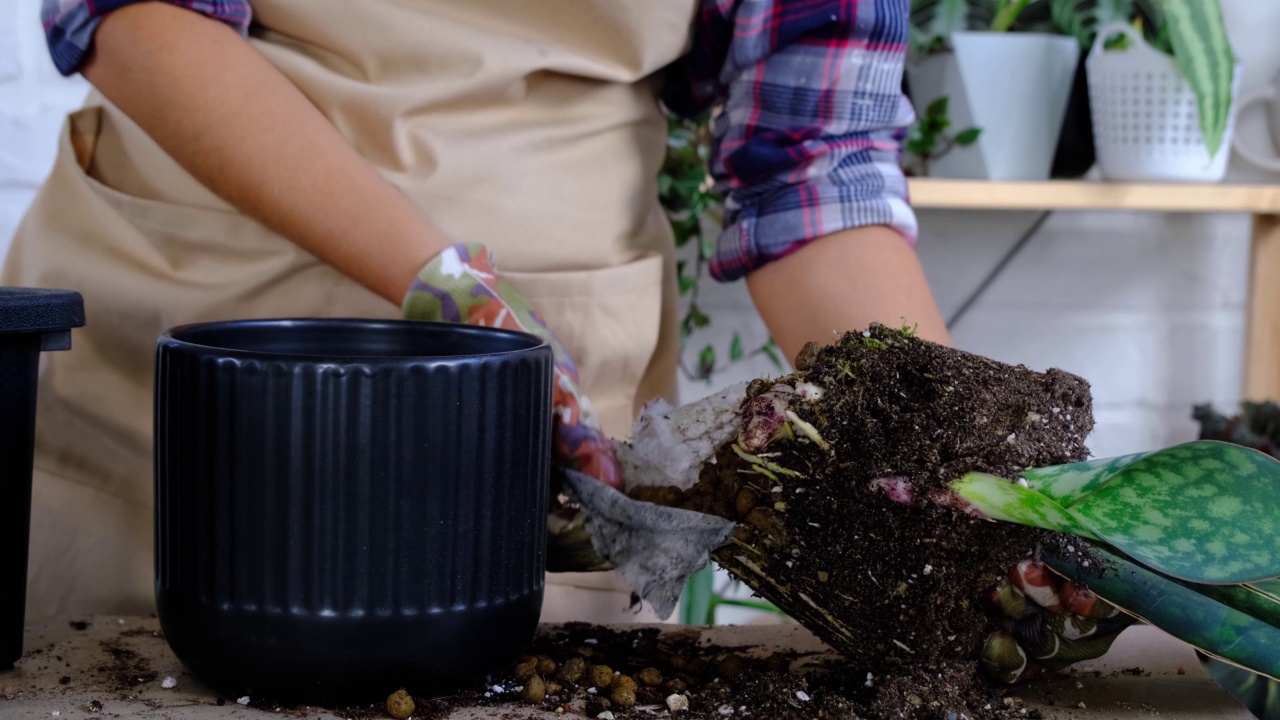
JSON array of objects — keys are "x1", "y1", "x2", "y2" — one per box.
[
  {"x1": 154, "y1": 318, "x2": 553, "y2": 704},
  {"x1": 0, "y1": 288, "x2": 84, "y2": 670}
]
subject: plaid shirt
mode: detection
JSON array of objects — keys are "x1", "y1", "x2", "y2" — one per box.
[{"x1": 42, "y1": 0, "x2": 916, "y2": 283}]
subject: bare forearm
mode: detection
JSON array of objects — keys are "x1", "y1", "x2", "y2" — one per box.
[
  {"x1": 82, "y1": 3, "x2": 449, "y2": 304},
  {"x1": 746, "y1": 227, "x2": 952, "y2": 364}
]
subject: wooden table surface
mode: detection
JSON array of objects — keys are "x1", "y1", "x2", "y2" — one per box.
[{"x1": 0, "y1": 615, "x2": 1253, "y2": 719}]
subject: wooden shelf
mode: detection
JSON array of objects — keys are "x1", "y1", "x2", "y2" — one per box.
[{"x1": 907, "y1": 178, "x2": 1280, "y2": 213}]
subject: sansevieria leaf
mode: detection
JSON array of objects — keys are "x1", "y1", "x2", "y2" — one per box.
[
  {"x1": 1160, "y1": 0, "x2": 1236, "y2": 157},
  {"x1": 1042, "y1": 543, "x2": 1280, "y2": 684},
  {"x1": 1020, "y1": 449, "x2": 1155, "y2": 504},
  {"x1": 947, "y1": 473, "x2": 1096, "y2": 539},
  {"x1": 951, "y1": 441, "x2": 1280, "y2": 585},
  {"x1": 1201, "y1": 656, "x2": 1280, "y2": 720}
]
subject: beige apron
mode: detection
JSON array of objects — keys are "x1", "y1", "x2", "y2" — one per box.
[{"x1": 2, "y1": 0, "x2": 692, "y2": 625}]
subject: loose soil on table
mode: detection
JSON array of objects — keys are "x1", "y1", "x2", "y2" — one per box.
[
  {"x1": 262, "y1": 622, "x2": 1048, "y2": 720},
  {"x1": 267, "y1": 325, "x2": 1096, "y2": 720}
]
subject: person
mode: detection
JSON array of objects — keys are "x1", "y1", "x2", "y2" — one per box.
[{"x1": 7, "y1": 0, "x2": 1127, "y2": 683}]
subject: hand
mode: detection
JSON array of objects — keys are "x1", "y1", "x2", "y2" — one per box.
[
  {"x1": 402, "y1": 243, "x2": 621, "y2": 571},
  {"x1": 979, "y1": 559, "x2": 1136, "y2": 683}
]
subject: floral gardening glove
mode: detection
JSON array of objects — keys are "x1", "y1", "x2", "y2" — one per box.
[
  {"x1": 402, "y1": 242, "x2": 621, "y2": 572},
  {"x1": 979, "y1": 559, "x2": 1136, "y2": 683}
]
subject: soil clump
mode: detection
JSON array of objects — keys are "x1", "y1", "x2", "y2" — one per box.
[{"x1": 630, "y1": 323, "x2": 1094, "y2": 718}]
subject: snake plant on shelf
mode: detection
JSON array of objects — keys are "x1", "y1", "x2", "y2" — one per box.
[
  {"x1": 1093, "y1": 0, "x2": 1237, "y2": 157},
  {"x1": 948, "y1": 439, "x2": 1280, "y2": 699}
]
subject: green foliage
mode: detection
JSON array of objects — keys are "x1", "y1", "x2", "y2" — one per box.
[
  {"x1": 1131, "y1": 0, "x2": 1174, "y2": 54},
  {"x1": 1201, "y1": 656, "x2": 1280, "y2": 720},
  {"x1": 1049, "y1": 0, "x2": 1134, "y2": 48},
  {"x1": 903, "y1": 96, "x2": 982, "y2": 176},
  {"x1": 957, "y1": 438, "x2": 1280, "y2": 701},
  {"x1": 952, "y1": 441, "x2": 1280, "y2": 585},
  {"x1": 659, "y1": 113, "x2": 786, "y2": 384},
  {"x1": 680, "y1": 565, "x2": 716, "y2": 625},
  {"x1": 910, "y1": 0, "x2": 970, "y2": 53},
  {"x1": 1160, "y1": 0, "x2": 1236, "y2": 157},
  {"x1": 1041, "y1": 543, "x2": 1280, "y2": 684},
  {"x1": 989, "y1": 0, "x2": 1034, "y2": 31},
  {"x1": 910, "y1": 0, "x2": 1049, "y2": 52},
  {"x1": 679, "y1": 565, "x2": 789, "y2": 625},
  {"x1": 1088, "y1": 0, "x2": 1235, "y2": 156}
]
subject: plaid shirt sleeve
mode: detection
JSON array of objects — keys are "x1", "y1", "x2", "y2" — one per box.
[
  {"x1": 663, "y1": 0, "x2": 918, "y2": 283},
  {"x1": 42, "y1": 0, "x2": 252, "y2": 76}
]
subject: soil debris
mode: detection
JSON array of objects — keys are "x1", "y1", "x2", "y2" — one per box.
[{"x1": 626, "y1": 324, "x2": 1095, "y2": 718}]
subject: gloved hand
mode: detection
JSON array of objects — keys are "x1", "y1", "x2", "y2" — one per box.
[
  {"x1": 402, "y1": 242, "x2": 621, "y2": 571},
  {"x1": 979, "y1": 559, "x2": 1136, "y2": 683}
]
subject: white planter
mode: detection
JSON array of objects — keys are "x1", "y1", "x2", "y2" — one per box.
[
  {"x1": 1086, "y1": 22, "x2": 1241, "y2": 182},
  {"x1": 906, "y1": 32, "x2": 1080, "y2": 180}
]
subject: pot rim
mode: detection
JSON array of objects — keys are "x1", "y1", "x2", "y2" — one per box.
[
  {"x1": 0, "y1": 287, "x2": 85, "y2": 335},
  {"x1": 158, "y1": 317, "x2": 549, "y2": 363}
]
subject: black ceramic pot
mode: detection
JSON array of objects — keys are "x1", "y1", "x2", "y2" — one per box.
[
  {"x1": 154, "y1": 318, "x2": 553, "y2": 705},
  {"x1": 0, "y1": 288, "x2": 84, "y2": 669}
]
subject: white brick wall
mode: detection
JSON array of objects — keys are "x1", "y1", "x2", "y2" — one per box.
[{"x1": 0, "y1": 0, "x2": 89, "y2": 262}]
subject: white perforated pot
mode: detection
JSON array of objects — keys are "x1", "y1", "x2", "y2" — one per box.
[
  {"x1": 1086, "y1": 22, "x2": 1241, "y2": 182},
  {"x1": 906, "y1": 32, "x2": 1080, "y2": 180}
]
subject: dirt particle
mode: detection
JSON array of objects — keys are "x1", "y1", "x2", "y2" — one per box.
[
  {"x1": 556, "y1": 657, "x2": 585, "y2": 683},
  {"x1": 610, "y1": 675, "x2": 636, "y2": 694},
  {"x1": 716, "y1": 654, "x2": 747, "y2": 678},
  {"x1": 520, "y1": 676, "x2": 546, "y2": 704},
  {"x1": 610, "y1": 686, "x2": 636, "y2": 709},
  {"x1": 587, "y1": 664, "x2": 613, "y2": 689},
  {"x1": 667, "y1": 693, "x2": 690, "y2": 712},
  {"x1": 536, "y1": 656, "x2": 558, "y2": 676},
  {"x1": 58, "y1": 676, "x2": 70, "y2": 686},
  {"x1": 513, "y1": 659, "x2": 538, "y2": 682},
  {"x1": 69, "y1": 621, "x2": 89, "y2": 631},
  {"x1": 385, "y1": 688, "x2": 414, "y2": 719},
  {"x1": 87, "y1": 699, "x2": 104, "y2": 712},
  {"x1": 636, "y1": 667, "x2": 663, "y2": 687}
]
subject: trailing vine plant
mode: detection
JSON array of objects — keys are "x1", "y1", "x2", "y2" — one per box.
[{"x1": 658, "y1": 112, "x2": 785, "y2": 383}]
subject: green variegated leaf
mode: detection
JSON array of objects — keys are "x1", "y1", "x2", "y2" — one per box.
[
  {"x1": 948, "y1": 472, "x2": 1096, "y2": 538},
  {"x1": 1062, "y1": 441, "x2": 1280, "y2": 584},
  {"x1": 1201, "y1": 657, "x2": 1280, "y2": 720},
  {"x1": 1021, "y1": 449, "x2": 1156, "y2": 504},
  {"x1": 1249, "y1": 579, "x2": 1280, "y2": 602},
  {"x1": 953, "y1": 441, "x2": 1280, "y2": 585},
  {"x1": 1161, "y1": 0, "x2": 1235, "y2": 156},
  {"x1": 1042, "y1": 543, "x2": 1280, "y2": 684},
  {"x1": 1193, "y1": 583, "x2": 1280, "y2": 629}
]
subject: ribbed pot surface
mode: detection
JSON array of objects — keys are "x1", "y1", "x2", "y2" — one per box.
[{"x1": 154, "y1": 319, "x2": 552, "y2": 704}]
